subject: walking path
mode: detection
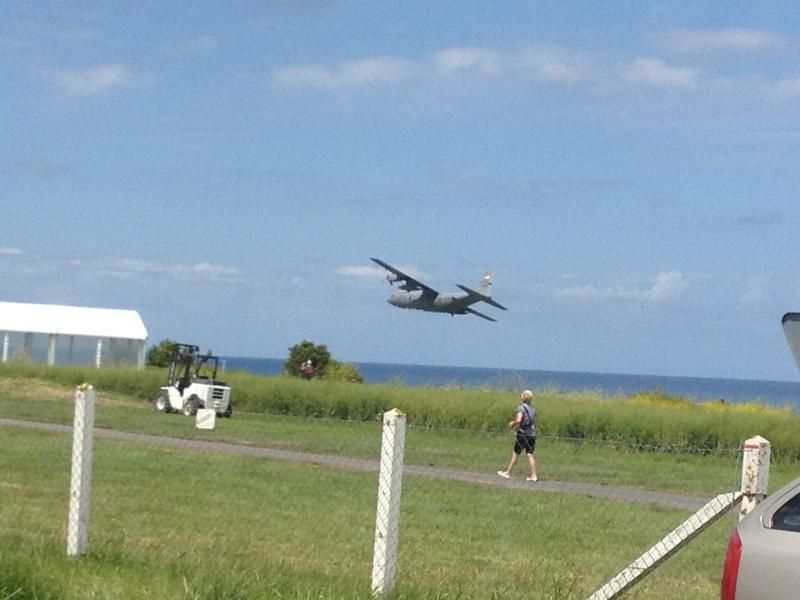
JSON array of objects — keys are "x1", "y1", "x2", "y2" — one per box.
[{"x1": 2, "y1": 417, "x2": 709, "y2": 511}]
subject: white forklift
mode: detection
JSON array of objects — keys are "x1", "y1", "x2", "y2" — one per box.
[{"x1": 153, "y1": 343, "x2": 232, "y2": 418}]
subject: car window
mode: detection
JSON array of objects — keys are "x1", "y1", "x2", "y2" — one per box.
[{"x1": 771, "y1": 492, "x2": 800, "y2": 532}]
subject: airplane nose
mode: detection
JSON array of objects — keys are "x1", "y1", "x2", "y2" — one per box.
[{"x1": 387, "y1": 296, "x2": 400, "y2": 306}]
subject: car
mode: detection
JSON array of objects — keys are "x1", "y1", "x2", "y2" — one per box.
[{"x1": 721, "y1": 475, "x2": 800, "y2": 599}]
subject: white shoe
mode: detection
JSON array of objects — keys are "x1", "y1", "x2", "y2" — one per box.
[
  {"x1": 526, "y1": 476, "x2": 538, "y2": 482},
  {"x1": 497, "y1": 470, "x2": 510, "y2": 479}
]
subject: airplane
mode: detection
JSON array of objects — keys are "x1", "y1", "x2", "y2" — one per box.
[{"x1": 370, "y1": 257, "x2": 507, "y2": 322}]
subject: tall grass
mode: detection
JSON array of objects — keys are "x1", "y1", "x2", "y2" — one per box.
[{"x1": 3, "y1": 363, "x2": 800, "y2": 459}]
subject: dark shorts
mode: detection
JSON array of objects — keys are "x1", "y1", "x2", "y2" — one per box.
[{"x1": 514, "y1": 433, "x2": 536, "y2": 455}]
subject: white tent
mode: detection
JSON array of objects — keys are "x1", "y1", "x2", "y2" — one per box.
[{"x1": 0, "y1": 301, "x2": 148, "y2": 369}]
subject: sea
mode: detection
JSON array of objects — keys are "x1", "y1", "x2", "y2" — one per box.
[{"x1": 221, "y1": 356, "x2": 800, "y2": 411}]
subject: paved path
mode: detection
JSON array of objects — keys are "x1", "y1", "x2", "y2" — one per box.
[{"x1": 2, "y1": 417, "x2": 710, "y2": 511}]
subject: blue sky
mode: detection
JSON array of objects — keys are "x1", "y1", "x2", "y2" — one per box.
[{"x1": 3, "y1": 2, "x2": 800, "y2": 381}]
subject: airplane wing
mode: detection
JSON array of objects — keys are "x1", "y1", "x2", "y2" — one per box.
[
  {"x1": 370, "y1": 258, "x2": 438, "y2": 294},
  {"x1": 456, "y1": 284, "x2": 508, "y2": 311},
  {"x1": 464, "y1": 307, "x2": 497, "y2": 322}
]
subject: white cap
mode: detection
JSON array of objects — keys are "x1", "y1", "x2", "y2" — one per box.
[{"x1": 521, "y1": 389, "x2": 533, "y2": 400}]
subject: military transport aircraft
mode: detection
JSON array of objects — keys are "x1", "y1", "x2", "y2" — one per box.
[{"x1": 370, "y1": 257, "x2": 507, "y2": 322}]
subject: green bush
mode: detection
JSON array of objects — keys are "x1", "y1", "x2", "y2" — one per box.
[
  {"x1": 284, "y1": 340, "x2": 331, "y2": 377},
  {"x1": 323, "y1": 360, "x2": 364, "y2": 383},
  {"x1": 145, "y1": 338, "x2": 178, "y2": 368}
]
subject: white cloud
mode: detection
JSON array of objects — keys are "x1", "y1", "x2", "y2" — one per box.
[
  {"x1": 0, "y1": 247, "x2": 23, "y2": 255},
  {"x1": 557, "y1": 271, "x2": 688, "y2": 303},
  {"x1": 273, "y1": 46, "x2": 595, "y2": 90},
  {"x1": 188, "y1": 262, "x2": 239, "y2": 278},
  {"x1": 97, "y1": 258, "x2": 240, "y2": 282},
  {"x1": 659, "y1": 28, "x2": 794, "y2": 55},
  {"x1": 270, "y1": 42, "x2": 800, "y2": 102},
  {"x1": 336, "y1": 263, "x2": 427, "y2": 283},
  {"x1": 626, "y1": 58, "x2": 699, "y2": 89},
  {"x1": 433, "y1": 47, "x2": 503, "y2": 76},
  {"x1": 48, "y1": 64, "x2": 135, "y2": 96},
  {"x1": 518, "y1": 45, "x2": 592, "y2": 85},
  {"x1": 336, "y1": 265, "x2": 386, "y2": 280},
  {"x1": 272, "y1": 56, "x2": 416, "y2": 89},
  {"x1": 648, "y1": 271, "x2": 689, "y2": 302}
]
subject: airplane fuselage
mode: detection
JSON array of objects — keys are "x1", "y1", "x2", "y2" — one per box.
[{"x1": 388, "y1": 290, "x2": 472, "y2": 314}]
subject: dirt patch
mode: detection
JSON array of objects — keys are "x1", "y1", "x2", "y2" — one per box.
[
  {"x1": 0, "y1": 377, "x2": 141, "y2": 408},
  {"x1": 0, "y1": 377, "x2": 73, "y2": 402}
]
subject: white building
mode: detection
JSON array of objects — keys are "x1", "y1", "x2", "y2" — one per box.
[{"x1": 0, "y1": 301, "x2": 148, "y2": 369}]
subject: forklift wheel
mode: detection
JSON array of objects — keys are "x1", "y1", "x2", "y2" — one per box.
[
  {"x1": 154, "y1": 391, "x2": 172, "y2": 414},
  {"x1": 183, "y1": 396, "x2": 200, "y2": 417}
]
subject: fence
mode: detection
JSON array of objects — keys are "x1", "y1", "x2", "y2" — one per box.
[{"x1": 0, "y1": 382, "x2": 784, "y2": 599}]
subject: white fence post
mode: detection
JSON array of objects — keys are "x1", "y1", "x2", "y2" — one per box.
[
  {"x1": 740, "y1": 435, "x2": 770, "y2": 520},
  {"x1": 67, "y1": 384, "x2": 96, "y2": 557},
  {"x1": 586, "y1": 491, "x2": 742, "y2": 600},
  {"x1": 371, "y1": 408, "x2": 406, "y2": 597}
]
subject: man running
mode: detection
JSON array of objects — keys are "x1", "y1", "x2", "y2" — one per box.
[{"x1": 497, "y1": 389, "x2": 538, "y2": 482}]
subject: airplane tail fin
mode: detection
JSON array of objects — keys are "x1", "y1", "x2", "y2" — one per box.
[
  {"x1": 782, "y1": 313, "x2": 800, "y2": 372},
  {"x1": 456, "y1": 271, "x2": 507, "y2": 311}
]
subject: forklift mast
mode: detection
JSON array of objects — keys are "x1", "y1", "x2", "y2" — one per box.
[{"x1": 167, "y1": 343, "x2": 200, "y2": 388}]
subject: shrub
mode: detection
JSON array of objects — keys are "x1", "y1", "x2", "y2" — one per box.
[
  {"x1": 323, "y1": 360, "x2": 364, "y2": 383},
  {"x1": 146, "y1": 339, "x2": 178, "y2": 368},
  {"x1": 284, "y1": 341, "x2": 331, "y2": 378}
]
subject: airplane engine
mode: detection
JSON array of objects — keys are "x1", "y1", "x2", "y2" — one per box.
[{"x1": 386, "y1": 273, "x2": 399, "y2": 284}]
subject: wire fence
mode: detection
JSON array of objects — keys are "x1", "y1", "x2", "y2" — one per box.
[{"x1": 0, "y1": 386, "x2": 779, "y2": 599}]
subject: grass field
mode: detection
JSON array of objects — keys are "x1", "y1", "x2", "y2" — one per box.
[
  {"x1": 4, "y1": 426, "x2": 733, "y2": 600},
  {"x1": 4, "y1": 363, "x2": 800, "y2": 458},
  {"x1": 2, "y1": 370, "x2": 798, "y2": 598}
]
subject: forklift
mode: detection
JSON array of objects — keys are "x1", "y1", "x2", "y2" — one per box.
[{"x1": 153, "y1": 343, "x2": 232, "y2": 417}]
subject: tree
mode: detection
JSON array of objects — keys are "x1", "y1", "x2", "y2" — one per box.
[
  {"x1": 146, "y1": 339, "x2": 178, "y2": 367},
  {"x1": 284, "y1": 341, "x2": 331, "y2": 378},
  {"x1": 283, "y1": 341, "x2": 364, "y2": 383}
]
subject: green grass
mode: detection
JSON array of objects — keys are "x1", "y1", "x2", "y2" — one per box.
[
  {"x1": 1, "y1": 368, "x2": 798, "y2": 598},
  {"x1": 1, "y1": 376, "x2": 797, "y2": 495},
  {"x1": 2, "y1": 426, "x2": 736, "y2": 600}
]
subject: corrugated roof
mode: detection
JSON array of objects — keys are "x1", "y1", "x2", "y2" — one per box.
[{"x1": 0, "y1": 301, "x2": 148, "y2": 340}]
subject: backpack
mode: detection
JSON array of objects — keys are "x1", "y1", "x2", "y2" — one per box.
[{"x1": 520, "y1": 404, "x2": 534, "y2": 431}]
